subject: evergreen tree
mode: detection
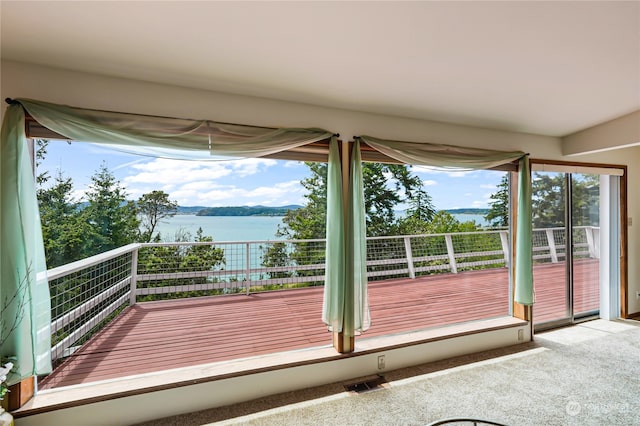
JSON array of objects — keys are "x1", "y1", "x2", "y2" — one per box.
[
  {"x1": 570, "y1": 174, "x2": 600, "y2": 226},
  {"x1": 531, "y1": 172, "x2": 599, "y2": 228},
  {"x1": 532, "y1": 173, "x2": 566, "y2": 228},
  {"x1": 278, "y1": 162, "x2": 432, "y2": 240},
  {"x1": 485, "y1": 175, "x2": 509, "y2": 227},
  {"x1": 277, "y1": 162, "x2": 327, "y2": 240},
  {"x1": 137, "y1": 190, "x2": 178, "y2": 242},
  {"x1": 35, "y1": 139, "x2": 50, "y2": 188},
  {"x1": 38, "y1": 171, "x2": 95, "y2": 268},
  {"x1": 397, "y1": 184, "x2": 437, "y2": 234},
  {"x1": 85, "y1": 162, "x2": 140, "y2": 253}
]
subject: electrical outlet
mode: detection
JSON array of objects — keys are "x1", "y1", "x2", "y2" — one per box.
[
  {"x1": 518, "y1": 329, "x2": 524, "y2": 341},
  {"x1": 377, "y1": 355, "x2": 386, "y2": 370}
]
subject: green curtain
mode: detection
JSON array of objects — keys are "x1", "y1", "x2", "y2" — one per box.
[
  {"x1": 348, "y1": 141, "x2": 370, "y2": 333},
  {"x1": 515, "y1": 156, "x2": 534, "y2": 305},
  {"x1": 322, "y1": 137, "x2": 345, "y2": 332},
  {"x1": 357, "y1": 135, "x2": 534, "y2": 307},
  {"x1": 1, "y1": 105, "x2": 52, "y2": 385},
  {"x1": 322, "y1": 139, "x2": 371, "y2": 336}
]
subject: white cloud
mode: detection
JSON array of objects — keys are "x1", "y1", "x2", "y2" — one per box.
[
  {"x1": 112, "y1": 158, "x2": 148, "y2": 171},
  {"x1": 113, "y1": 156, "x2": 306, "y2": 206},
  {"x1": 180, "y1": 181, "x2": 231, "y2": 191},
  {"x1": 231, "y1": 158, "x2": 277, "y2": 177},
  {"x1": 422, "y1": 180, "x2": 437, "y2": 186},
  {"x1": 167, "y1": 180, "x2": 305, "y2": 207},
  {"x1": 70, "y1": 188, "x2": 88, "y2": 202},
  {"x1": 122, "y1": 158, "x2": 279, "y2": 190},
  {"x1": 283, "y1": 161, "x2": 304, "y2": 168}
]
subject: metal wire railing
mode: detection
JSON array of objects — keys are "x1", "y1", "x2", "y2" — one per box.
[
  {"x1": 46, "y1": 226, "x2": 599, "y2": 363},
  {"x1": 48, "y1": 244, "x2": 138, "y2": 361},
  {"x1": 135, "y1": 239, "x2": 327, "y2": 300}
]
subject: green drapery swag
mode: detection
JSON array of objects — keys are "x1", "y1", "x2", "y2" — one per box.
[
  {"x1": 358, "y1": 135, "x2": 534, "y2": 306},
  {"x1": 0, "y1": 98, "x2": 336, "y2": 384},
  {"x1": 322, "y1": 140, "x2": 370, "y2": 336},
  {"x1": 13, "y1": 98, "x2": 334, "y2": 158}
]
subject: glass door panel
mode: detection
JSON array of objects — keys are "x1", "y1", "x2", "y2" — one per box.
[
  {"x1": 572, "y1": 174, "x2": 600, "y2": 318},
  {"x1": 532, "y1": 172, "x2": 570, "y2": 325}
]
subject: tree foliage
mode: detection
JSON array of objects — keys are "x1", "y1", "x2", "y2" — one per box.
[
  {"x1": 277, "y1": 162, "x2": 327, "y2": 240},
  {"x1": 137, "y1": 190, "x2": 178, "y2": 242},
  {"x1": 485, "y1": 174, "x2": 509, "y2": 228},
  {"x1": 38, "y1": 171, "x2": 95, "y2": 268},
  {"x1": 531, "y1": 172, "x2": 599, "y2": 228},
  {"x1": 84, "y1": 163, "x2": 140, "y2": 253},
  {"x1": 277, "y1": 162, "x2": 436, "y2": 240}
]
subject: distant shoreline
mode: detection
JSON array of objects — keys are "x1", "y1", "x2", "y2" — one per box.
[
  {"x1": 194, "y1": 205, "x2": 301, "y2": 217},
  {"x1": 176, "y1": 205, "x2": 489, "y2": 217},
  {"x1": 443, "y1": 208, "x2": 489, "y2": 215}
]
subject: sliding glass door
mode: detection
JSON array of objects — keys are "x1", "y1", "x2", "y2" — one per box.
[{"x1": 532, "y1": 168, "x2": 617, "y2": 330}]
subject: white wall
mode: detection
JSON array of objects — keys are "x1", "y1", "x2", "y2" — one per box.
[{"x1": 1, "y1": 59, "x2": 638, "y2": 315}]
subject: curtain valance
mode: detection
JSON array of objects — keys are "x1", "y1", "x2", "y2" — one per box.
[
  {"x1": 357, "y1": 135, "x2": 525, "y2": 169},
  {"x1": 12, "y1": 98, "x2": 334, "y2": 159}
]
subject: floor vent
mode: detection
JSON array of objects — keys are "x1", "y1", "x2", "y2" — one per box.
[{"x1": 344, "y1": 376, "x2": 387, "y2": 394}]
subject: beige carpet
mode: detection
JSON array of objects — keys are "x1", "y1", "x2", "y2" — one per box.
[{"x1": 138, "y1": 319, "x2": 640, "y2": 426}]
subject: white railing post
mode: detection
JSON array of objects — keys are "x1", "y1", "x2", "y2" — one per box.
[
  {"x1": 585, "y1": 227, "x2": 597, "y2": 258},
  {"x1": 444, "y1": 234, "x2": 458, "y2": 274},
  {"x1": 545, "y1": 229, "x2": 559, "y2": 263},
  {"x1": 403, "y1": 236, "x2": 416, "y2": 279},
  {"x1": 246, "y1": 242, "x2": 251, "y2": 295},
  {"x1": 130, "y1": 247, "x2": 138, "y2": 305},
  {"x1": 499, "y1": 230, "x2": 510, "y2": 267}
]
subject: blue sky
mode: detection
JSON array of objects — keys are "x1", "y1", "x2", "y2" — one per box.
[{"x1": 39, "y1": 140, "x2": 505, "y2": 210}]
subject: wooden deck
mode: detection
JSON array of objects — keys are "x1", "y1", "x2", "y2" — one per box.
[{"x1": 40, "y1": 260, "x2": 599, "y2": 389}]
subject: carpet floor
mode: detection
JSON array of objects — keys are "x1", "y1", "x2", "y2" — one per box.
[{"x1": 138, "y1": 319, "x2": 640, "y2": 426}]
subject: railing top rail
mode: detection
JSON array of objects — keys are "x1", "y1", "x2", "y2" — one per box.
[
  {"x1": 140, "y1": 238, "x2": 327, "y2": 248},
  {"x1": 48, "y1": 227, "x2": 601, "y2": 277},
  {"x1": 534, "y1": 225, "x2": 598, "y2": 231},
  {"x1": 366, "y1": 229, "x2": 508, "y2": 240},
  {"x1": 47, "y1": 243, "x2": 141, "y2": 280}
]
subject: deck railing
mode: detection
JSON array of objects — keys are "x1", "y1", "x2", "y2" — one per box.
[{"x1": 47, "y1": 226, "x2": 598, "y2": 361}]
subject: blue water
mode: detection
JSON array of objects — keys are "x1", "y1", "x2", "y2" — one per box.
[
  {"x1": 155, "y1": 213, "x2": 489, "y2": 243},
  {"x1": 155, "y1": 215, "x2": 284, "y2": 242},
  {"x1": 453, "y1": 214, "x2": 490, "y2": 227}
]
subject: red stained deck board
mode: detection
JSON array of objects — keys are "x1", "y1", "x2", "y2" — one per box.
[{"x1": 40, "y1": 260, "x2": 599, "y2": 389}]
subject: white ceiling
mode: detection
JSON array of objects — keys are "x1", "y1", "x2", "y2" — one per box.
[{"x1": 1, "y1": 1, "x2": 639, "y2": 137}]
